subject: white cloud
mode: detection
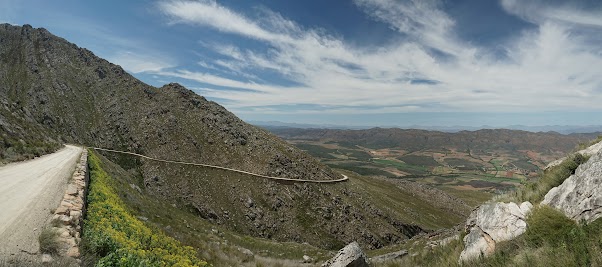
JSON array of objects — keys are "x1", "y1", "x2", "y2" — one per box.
[
  {"x1": 501, "y1": 0, "x2": 602, "y2": 28},
  {"x1": 107, "y1": 51, "x2": 174, "y2": 73},
  {"x1": 155, "y1": 0, "x2": 602, "y2": 114},
  {"x1": 159, "y1": 0, "x2": 287, "y2": 42}
]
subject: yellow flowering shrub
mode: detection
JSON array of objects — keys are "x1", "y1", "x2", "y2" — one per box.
[{"x1": 85, "y1": 151, "x2": 208, "y2": 267}]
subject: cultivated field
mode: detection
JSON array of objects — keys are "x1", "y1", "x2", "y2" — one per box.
[{"x1": 287, "y1": 140, "x2": 561, "y2": 204}]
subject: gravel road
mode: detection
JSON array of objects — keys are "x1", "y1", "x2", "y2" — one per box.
[{"x1": 0, "y1": 145, "x2": 82, "y2": 263}]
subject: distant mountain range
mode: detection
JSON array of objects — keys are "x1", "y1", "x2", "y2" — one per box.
[
  {"x1": 252, "y1": 121, "x2": 602, "y2": 134},
  {"x1": 266, "y1": 127, "x2": 600, "y2": 156}
]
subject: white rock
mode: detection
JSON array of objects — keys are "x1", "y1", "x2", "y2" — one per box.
[
  {"x1": 302, "y1": 255, "x2": 314, "y2": 263},
  {"x1": 543, "y1": 150, "x2": 602, "y2": 223},
  {"x1": 519, "y1": 202, "x2": 533, "y2": 215},
  {"x1": 459, "y1": 227, "x2": 495, "y2": 262},
  {"x1": 41, "y1": 254, "x2": 53, "y2": 263},
  {"x1": 459, "y1": 201, "x2": 532, "y2": 263},
  {"x1": 321, "y1": 242, "x2": 369, "y2": 267}
]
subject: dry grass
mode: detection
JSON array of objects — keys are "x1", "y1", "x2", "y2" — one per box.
[
  {"x1": 38, "y1": 227, "x2": 61, "y2": 255},
  {"x1": 495, "y1": 153, "x2": 587, "y2": 204}
]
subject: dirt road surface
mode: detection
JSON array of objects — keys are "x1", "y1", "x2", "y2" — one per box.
[{"x1": 0, "y1": 145, "x2": 82, "y2": 263}]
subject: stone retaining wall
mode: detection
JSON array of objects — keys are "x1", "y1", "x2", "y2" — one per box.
[{"x1": 44, "y1": 148, "x2": 88, "y2": 261}]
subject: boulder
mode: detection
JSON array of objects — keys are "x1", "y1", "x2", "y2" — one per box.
[
  {"x1": 302, "y1": 255, "x2": 314, "y2": 263},
  {"x1": 542, "y1": 150, "x2": 602, "y2": 223},
  {"x1": 66, "y1": 246, "x2": 80, "y2": 257},
  {"x1": 459, "y1": 201, "x2": 532, "y2": 262},
  {"x1": 41, "y1": 254, "x2": 53, "y2": 263},
  {"x1": 70, "y1": 210, "x2": 82, "y2": 221},
  {"x1": 321, "y1": 242, "x2": 369, "y2": 267},
  {"x1": 237, "y1": 247, "x2": 254, "y2": 262},
  {"x1": 66, "y1": 184, "x2": 78, "y2": 196},
  {"x1": 59, "y1": 215, "x2": 72, "y2": 225},
  {"x1": 55, "y1": 205, "x2": 69, "y2": 215},
  {"x1": 460, "y1": 227, "x2": 495, "y2": 262}
]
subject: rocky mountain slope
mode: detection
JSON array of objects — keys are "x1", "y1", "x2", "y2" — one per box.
[
  {"x1": 0, "y1": 24, "x2": 469, "y2": 250},
  {"x1": 0, "y1": 24, "x2": 336, "y2": 181}
]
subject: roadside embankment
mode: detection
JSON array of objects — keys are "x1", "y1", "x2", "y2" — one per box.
[{"x1": 42, "y1": 149, "x2": 88, "y2": 263}]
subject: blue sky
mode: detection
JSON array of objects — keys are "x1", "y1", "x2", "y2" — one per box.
[{"x1": 2, "y1": 0, "x2": 602, "y2": 127}]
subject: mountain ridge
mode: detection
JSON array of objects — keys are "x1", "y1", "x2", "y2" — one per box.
[
  {"x1": 255, "y1": 121, "x2": 602, "y2": 134},
  {"x1": 0, "y1": 23, "x2": 467, "y2": 251},
  {"x1": 267, "y1": 127, "x2": 599, "y2": 155}
]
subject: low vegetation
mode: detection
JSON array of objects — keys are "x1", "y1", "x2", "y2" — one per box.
[
  {"x1": 83, "y1": 151, "x2": 208, "y2": 267},
  {"x1": 0, "y1": 135, "x2": 60, "y2": 164},
  {"x1": 38, "y1": 227, "x2": 61, "y2": 255},
  {"x1": 498, "y1": 153, "x2": 588, "y2": 204},
  {"x1": 92, "y1": 150, "x2": 331, "y2": 266},
  {"x1": 575, "y1": 135, "x2": 602, "y2": 151}
]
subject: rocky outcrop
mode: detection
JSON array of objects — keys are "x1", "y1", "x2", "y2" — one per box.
[
  {"x1": 459, "y1": 201, "x2": 532, "y2": 262},
  {"x1": 542, "y1": 150, "x2": 602, "y2": 223},
  {"x1": 546, "y1": 141, "x2": 602, "y2": 169},
  {"x1": 43, "y1": 149, "x2": 88, "y2": 262},
  {"x1": 321, "y1": 242, "x2": 369, "y2": 267}
]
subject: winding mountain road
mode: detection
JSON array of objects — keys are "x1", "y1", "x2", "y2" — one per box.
[
  {"x1": 0, "y1": 145, "x2": 82, "y2": 262},
  {"x1": 93, "y1": 147, "x2": 349, "y2": 183}
]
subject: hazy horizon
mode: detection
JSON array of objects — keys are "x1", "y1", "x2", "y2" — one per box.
[{"x1": 245, "y1": 111, "x2": 602, "y2": 129}]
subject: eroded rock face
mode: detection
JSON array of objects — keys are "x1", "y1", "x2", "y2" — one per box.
[
  {"x1": 321, "y1": 242, "x2": 369, "y2": 267},
  {"x1": 461, "y1": 227, "x2": 495, "y2": 262},
  {"x1": 459, "y1": 201, "x2": 532, "y2": 263},
  {"x1": 543, "y1": 150, "x2": 602, "y2": 223}
]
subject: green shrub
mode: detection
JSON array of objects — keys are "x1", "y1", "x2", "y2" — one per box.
[
  {"x1": 525, "y1": 206, "x2": 577, "y2": 247},
  {"x1": 523, "y1": 206, "x2": 599, "y2": 266},
  {"x1": 84, "y1": 151, "x2": 208, "y2": 267}
]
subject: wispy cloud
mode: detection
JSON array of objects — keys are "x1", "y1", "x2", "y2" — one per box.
[
  {"x1": 501, "y1": 0, "x2": 602, "y2": 28},
  {"x1": 159, "y1": 0, "x2": 285, "y2": 42},
  {"x1": 107, "y1": 51, "x2": 174, "y2": 74},
  {"x1": 155, "y1": 0, "x2": 602, "y2": 115}
]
